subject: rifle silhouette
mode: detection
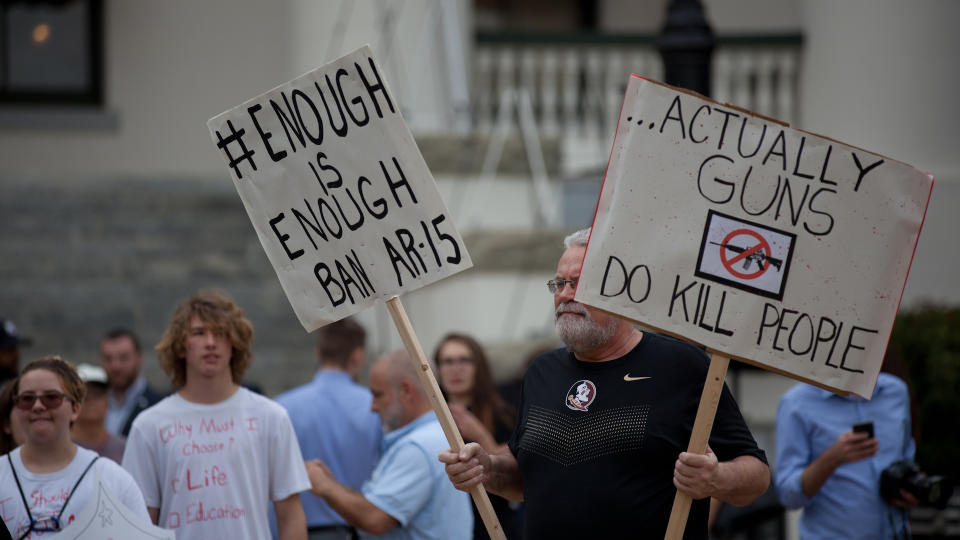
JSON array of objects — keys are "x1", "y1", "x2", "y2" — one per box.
[{"x1": 710, "y1": 241, "x2": 782, "y2": 272}]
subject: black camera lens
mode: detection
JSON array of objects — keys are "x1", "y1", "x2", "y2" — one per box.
[{"x1": 881, "y1": 459, "x2": 955, "y2": 509}]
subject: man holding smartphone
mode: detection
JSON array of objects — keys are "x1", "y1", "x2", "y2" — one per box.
[{"x1": 774, "y1": 371, "x2": 918, "y2": 539}]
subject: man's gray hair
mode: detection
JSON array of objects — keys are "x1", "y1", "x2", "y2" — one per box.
[
  {"x1": 563, "y1": 228, "x2": 591, "y2": 249},
  {"x1": 378, "y1": 349, "x2": 425, "y2": 397}
]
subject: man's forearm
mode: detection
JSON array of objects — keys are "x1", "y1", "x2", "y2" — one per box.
[
  {"x1": 484, "y1": 450, "x2": 524, "y2": 502},
  {"x1": 799, "y1": 430, "x2": 877, "y2": 498},
  {"x1": 800, "y1": 448, "x2": 840, "y2": 498},
  {"x1": 320, "y1": 482, "x2": 397, "y2": 535},
  {"x1": 713, "y1": 455, "x2": 770, "y2": 506}
]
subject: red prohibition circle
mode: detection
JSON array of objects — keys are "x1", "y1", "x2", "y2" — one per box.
[{"x1": 719, "y1": 228, "x2": 771, "y2": 280}]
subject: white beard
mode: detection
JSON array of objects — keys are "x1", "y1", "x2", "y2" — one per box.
[
  {"x1": 555, "y1": 302, "x2": 618, "y2": 352},
  {"x1": 379, "y1": 396, "x2": 405, "y2": 433}
]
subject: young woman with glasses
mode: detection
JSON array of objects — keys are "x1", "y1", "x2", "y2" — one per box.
[
  {"x1": 0, "y1": 356, "x2": 149, "y2": 539},
  {"x1": 433, "y1": 333, "x2": 521, "y2": 540}
]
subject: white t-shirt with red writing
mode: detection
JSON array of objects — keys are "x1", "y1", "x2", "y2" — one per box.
[
  {"x1": 0, "y1": 445, "x2": 149, "y2": 539},
  {"x1": 122, "y1": 387, "x2": 310, "y2": 540}
]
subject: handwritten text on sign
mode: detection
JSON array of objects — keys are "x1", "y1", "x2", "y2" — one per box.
[
  {"x1": 158, "y1": 414, "x2": 259, "y2": 528},
  {"x1": 207, "y1": 45, "x2": 472, "y2": 331},
  {"x1": 577, "y1": 77, "x2": 933, "y2": 398}
]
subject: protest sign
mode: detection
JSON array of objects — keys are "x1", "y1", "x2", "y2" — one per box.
[
  {"x1": 47, "y1": 478, "x2": 175, "y2": 540},
  {"x1": 207, "y1": 46, "x2": 503, "y2": 539},
  {"x1": 578, "y1": 76, "x2": 933, "y2": 399},
  {"x1": 207, "y1": 44, "x2": 472, "y2": 332}
]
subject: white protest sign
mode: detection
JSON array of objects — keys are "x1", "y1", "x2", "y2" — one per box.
[
  {"x1": 578, "y1": 76, "x2": 933, "y2": 398},
  {"x1": 207, "y1": 47, "x2": 504, "y2": 538},
  {"x1": 207, "y1": 45, "x2": 472, "y2": 331},
  {"x1": 47, "y1": 477, "x2": 175, "y2": 540}
]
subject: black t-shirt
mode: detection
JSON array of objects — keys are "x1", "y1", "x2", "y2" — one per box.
[{"x1": 508, "y1": 332, "x2": 767, "y2": 539}]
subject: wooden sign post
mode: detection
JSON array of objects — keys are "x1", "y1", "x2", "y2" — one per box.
[
  {"x1": 664, "y1": 352, "x2": 729, "y2": 539},
  {"x1": 207, "y1": 45, "x2": 505, "y2": 539},
  {"x1": 573, "y1": 75, "x2": 933, "y2": 538},
  {"x1": 387, "y1": 297, "x2": 505, "y2": 539}
]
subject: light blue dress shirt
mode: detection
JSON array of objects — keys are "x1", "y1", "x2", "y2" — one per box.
[
  {"x1": 775, "y1": 373, "x2": 915, "y2": 540},
  {"x1": 105, "y1": 375, "x2": 147, "y2": 435},
  {"x1": 361, "y1": 411, "x2": 472, "y2": 540},
  {"x1": 276, "y1": 369, "x2": 383, "y2": 528}
]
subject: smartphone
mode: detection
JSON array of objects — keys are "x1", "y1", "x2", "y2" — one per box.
[{"x1": 852, "y1": 421, "x2": 874, "y2": 439}]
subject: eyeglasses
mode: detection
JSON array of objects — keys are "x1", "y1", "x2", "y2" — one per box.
[
  {"x1": 13, "y1": 391, "x2": 71, "y2": 411},
  {"x1": 438, "y1": 355, "x2": 473, "y2": 367},
  {"x1": 30, "y1": 515, "x2": 62, "y2": 532},
  {"x1": 547, "y1": 278, "x2": 578, "y2": 294}
]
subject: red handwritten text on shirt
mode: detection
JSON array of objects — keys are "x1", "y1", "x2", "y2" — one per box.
[
  {"x1": 171, "y1": 465, "x2": 227, "y2": 494},
  {"x1": 160, "y1": 419, "x2": 193, "y2": 443},
  {"x1": 166, "y1": 501, "x2": 246, "y2": 528},
  {"x1": 181, "y1": 439, "x2": 227, "y2": 456},
  {"x1": 199, "y1": 417, "x2": 235, "y2": 435}
]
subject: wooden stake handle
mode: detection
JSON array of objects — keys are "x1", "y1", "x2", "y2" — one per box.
[
  {"x1": 664, "y1": 352, "x2": 730, "y2": 540},
  {"x1": 386, "y1": 297, "x2": 507, "y2": 540}
]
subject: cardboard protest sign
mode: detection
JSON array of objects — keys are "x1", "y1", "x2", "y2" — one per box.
[
  {"x1": 207, "y1": 45, "x2": 472, "y2": 331},
  {"x1": 47, "y1": 478, "x2": 175, "y2": 540},
  {"x1": 577, "y1": 76, "x2": 933, "y2": 399},
  {"x1": 207, "y1": 46, "x2": 504, "y2": 539}
]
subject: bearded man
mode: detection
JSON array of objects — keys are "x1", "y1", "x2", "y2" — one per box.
[{"x1": 440, "y1": 228, "x2": 769, "y2": 539}]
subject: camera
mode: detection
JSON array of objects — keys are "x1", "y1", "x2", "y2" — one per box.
[{"x1": 880, "y1": 459, "x2": 955, "y2": 509}]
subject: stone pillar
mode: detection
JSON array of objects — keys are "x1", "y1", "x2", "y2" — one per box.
[
  {"x1": 801, "y1": 0, "x2": 960, "y2": 305},
  {"x1": 288, "y1": 0, "x2": 471, "y2": 133}
]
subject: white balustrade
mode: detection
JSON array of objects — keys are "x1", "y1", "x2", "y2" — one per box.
[
  {"x1": 560, "y1": 48, "x2": 580, "y2": 134},
  {"x1": 776, "y1": 49, "x2": 797, "y2": 126},
  {"x1": 472, "y1": 35, "x2": 801, "y2": 172},
  {"x1": 540, "y1": 50, "x2": 560, "y2": 135},
  {"x1": 713, "y1": 51, "x2": 734, "y2": 106},
  {"x1": 474, "y1": 46, "x2": 495, "y2": 132},
  {"x1": 756, "y1": 51, "x2": 775, "y2": 118}
]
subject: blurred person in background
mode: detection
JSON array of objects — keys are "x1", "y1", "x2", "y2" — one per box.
[
  {"x1": 99, "y1": 327, "x2": 165, "y2": 437},
  {"x1": 276, "y1": 317, "x2": 382, "y2": 540},
  {"x1": 305, "y1": 350, "x2": 472, "y2": 540},
  {"x1": 0, "y1": 380, "x2": 13, "y2": 540},
  {"x1": 1, "y1": 380, "x2": 26, "y2": 454},
  {"x1": 71, "y1": 363, "x2": 126, "y2": 463},
  {"x1": 775, "y1": 370, "x2": 918, "y2": 539},
  {"x1": 0, "y1": 319, "x2": 31, "y2": 386},
  {"x1": 0, "y1": 356, "x2": 148, "y2": 538},
  {"x1": 434, "y1": 332, "x2": 521, "y2": 540}
]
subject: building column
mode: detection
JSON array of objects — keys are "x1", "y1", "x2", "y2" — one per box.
[{"x1": 801, "y1": 0, "x2": 960, "y2": 306}]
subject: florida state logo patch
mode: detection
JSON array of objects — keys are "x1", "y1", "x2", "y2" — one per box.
[{"x1": 565, "y1": 379, "x2": 597, "y2": 411}]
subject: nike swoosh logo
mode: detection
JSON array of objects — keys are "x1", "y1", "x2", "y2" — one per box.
[{"x1": 623, "y1": 374, "x2": 651, "y2": 382}]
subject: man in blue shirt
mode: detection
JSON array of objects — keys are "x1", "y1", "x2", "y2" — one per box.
[
  {"x1": 305, "y1": 350, "x2": 472, "y2": 540},
  {"x1": 276, "y1": 318, "x2": 383, "y2": 540},
  {"x1": 100, "y1": 327, "x2": 165, "y2": 436},
  {"x1": 775, "y1": 372, "x2": 918, "y2": 539}
]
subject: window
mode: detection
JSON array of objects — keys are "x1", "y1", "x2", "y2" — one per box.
[{"x1": 0, "y1": 0, "x2": 103, "y2": 106}]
